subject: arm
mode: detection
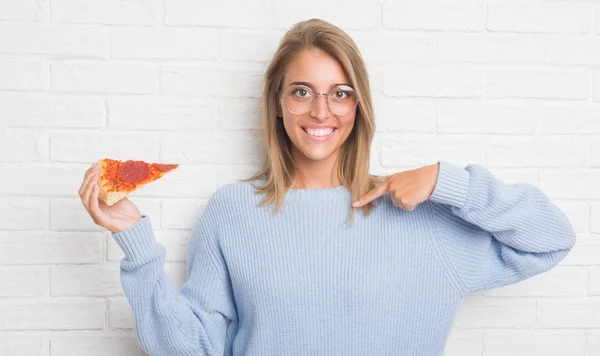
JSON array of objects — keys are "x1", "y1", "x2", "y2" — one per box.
[
  {"x1": 426, "y1": 160, "x2": 576, "y2": 295},
  {"x1": 112, "y1": 191, "x2": 236, "y2": 356}
]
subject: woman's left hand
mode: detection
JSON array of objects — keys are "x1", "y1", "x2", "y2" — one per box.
[{"x1": 352, "y1": 163, "x2": 440, "y2": 211}]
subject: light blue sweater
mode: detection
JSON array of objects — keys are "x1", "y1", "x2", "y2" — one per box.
[{"x1": 113, "y1": 160, "x2": 576, "y2": 356}]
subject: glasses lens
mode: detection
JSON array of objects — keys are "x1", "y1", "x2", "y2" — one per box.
[
  {"x1": 284, "y1": 85, "x2": 314, "y2": 115},
  {"x1": 282, "y1": 84, "x2": 358, "y2": 115},
  {"x1": 328, "y1": 85, "x2": 357, "y2": 115}
]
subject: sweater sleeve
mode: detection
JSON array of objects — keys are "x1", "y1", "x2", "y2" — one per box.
[
  {"x1": 111, "y1": 191, "x2": 236, "y2": 356},
  {"x1": 427, "y1": 160, "x2": 576, "y2": 295}
]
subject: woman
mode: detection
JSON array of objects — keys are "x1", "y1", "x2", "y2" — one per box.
[{"x1": 79, "y1": 19, "x2": 576, "y2": 356}]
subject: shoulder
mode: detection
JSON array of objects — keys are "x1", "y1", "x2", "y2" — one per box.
[{"x1": 208, "y1": 179, "x2": 265, "y2": 208}]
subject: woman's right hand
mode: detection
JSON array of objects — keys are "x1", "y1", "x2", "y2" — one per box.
[{"x1": 79, "y1": 162, "x2": 143, "y2": 233}]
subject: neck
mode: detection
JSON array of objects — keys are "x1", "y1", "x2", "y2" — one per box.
[{"x1": 291, "y1": 147, "x2": 341, "y2": 189}]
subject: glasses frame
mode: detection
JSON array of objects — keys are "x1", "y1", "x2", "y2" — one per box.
[{"x1": 278, "y1": 84, "x2": 358, "y2": 116}]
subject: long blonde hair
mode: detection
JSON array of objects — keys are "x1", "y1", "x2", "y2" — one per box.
[{"x1": 241, "y1": 18, "x2": 384, "y2": 224}]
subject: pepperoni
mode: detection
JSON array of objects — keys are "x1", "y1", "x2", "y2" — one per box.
[
  {"x1": 117, "y1": 160, "x2": 150, "y2": 183},
  {"x1": 155, "y1": 163, "x2": 179, "y2": 172}
]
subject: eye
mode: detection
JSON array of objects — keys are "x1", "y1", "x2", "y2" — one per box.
[
  {"x1": 332, "y1": 87, "x2": 355, "y2": 100},
  {"x1": 334, "y1": 90, "x2": 348, "y2": 99},
  {"x1": 292, "y1": 89, "x2": 308, "y2": 97},
  {"x1": 290, "y1": 86, "x2": 312, "y2": 98}
]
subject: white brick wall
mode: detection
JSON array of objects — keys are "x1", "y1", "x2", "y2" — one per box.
[{"x1": 0, "y1": 0, "x2": 597, "y2": 354}]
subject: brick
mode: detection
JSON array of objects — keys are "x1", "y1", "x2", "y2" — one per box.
[
  {"x1": 0, "y1": 337, "x2": 48, "y2": 356},
  {"x1": 487, "y1": 4, "x2": 592, "y2": 34},
  {"x1": 349, "y1": 32, "x2": 437, "y2": 64},
  {"x1": 217, "y1": 98, "x2": 262, "y2": 130},
  {"x1": 561, "y1": 235, "x2": 600, "y2": 266},
  {"x1": 49, "y1": 131, "x2": 161, "y2": 163},
  {"x1": 108, "y1": 297, "x2": 133, "y2": 329},
  {"x1": 162, "y1": 131, "x2": 261, "y2": 165},
  {"x1": 486, "y1": 69, "x2": 590, "y2": 100},
  {"x1": 372, "y1": 98, "x2": 436, "y2": 133},
  {"x1": 109, "y1": 27, "x2": 218, "y2": 60},
  {"x1": 383, "y1": 4, "x2": 486, "y2": 31},
  {"x1": 0, "y1": 266, "x2": 48, "y2": 297},
  {"x1": 0, "y1": 61, "x2": 48, "y2": 90},
  {"x1": 438, "y1": 33, "x2": 542, "y2": 64},
  {"x1": 217, "y1": 165, "x2": 259, "y2": 187},
  {"x1": 50, "y1": 198, "x2": 160, "y2": 232},
  {"x1": 596, "y1": 71, "x2": 600, "y2": 102},
  {"x1": 273, "y1": 0, "x2": 380, "y2": 30},
  {"x1": 0, "y1": 197, "x2": 48, "y2": 230},
  {"x1": 544, "y1": 37, "x2": 600, "y2": 66},
  {"x1": 591, "y1": 203, "x2": 600, "y2": 233},
  {"x1": 161, "y1": 199, "x2": 208, "y2": 230},
  {"x1": 0, "y1": 127, "x2": 45, "y2": 162},
  {"x1": 485, "y1": 330, "x2": 585, "y2": 356},
  {"x1": 596, "y1": 4, "x2": 600, "y2": 34},
  {"x1": 0, "y1": 164, "x2": 93, "y2": 196},
  {"x1": 0, "y1": 92, "x2": 104, "y2": 128},
  {"x1": 0, "y1": 0, "x2": 45, "y2": 21},
  {"x1": 157, "y1": 229, "x2": 192, "y2": 262},
  {"x1": 107, "y1": 96, "x2": 216, "y2": 131},
  {"x1": 0, "y1": 230, "x2": 103, "y2": 265},
  {"x1": 539, "y1": 104, "x2": 600, "y2": 135},
  {"x1": 587, "y1": 330, "x2": 600, "y2": 356},
  {"x1": 0, "y1": 298, "x2": 104, "y2": 330},
  {"x1": 483, "y1": 137, "x2": 588, "y2": 168},
  {"x1": 0, "y1": 24, "x2": 107, "y2": 58},
  {"x1": 379, "y1": 133, "x2": 484, "y2": 168},
  {"x1": 161, "y1": 65, "x2": 262, "y2": 98},
  {"x1": 443, "y1": 330, "x2": 484, "y2": 356},
  {"x1": 539, "y1": 170, "x2": 600, "y2": 199},
  {"x1": 538, "y1": 299, "x2": 600, "y2": 328},
  {"x1": 593, "y1": 139, "x2": 600, "y2": 167},
  {"x1": 436, "y1": 101, "x2": 537, "y2": 135},
  {"x1": 219, "y1": 31, "x2": 281, "y2": 62},
  {"x1": 382, "y1": 65, "x2": 485, "y2": 98},
  {"x1": 483, "y1": 267, "x2": 586, "y2": 297},
  {"x1": 51, "y1": 333, "x2": 145, "y2": 356},
  {"x1": 51, "y1": 61, "x2": 158, "y2": 94},
  {"x1": 165, "y1": 0, "x2": 270, "y2": 28},
  {"x1": 454, "y1": 297, "x2": 536, "y2": 328},
  {"x1": 552, "y1": 201, "x2": 588, "y2": 233},
  {"x1": 51, "y1": 265, "x2": 122, "y2": 297},
  {"x1": 589, "y1": 267, "x2": 600, "y2": 296},
  {"x1": 51, "y1": 0, "x2": 158, "y2": 25}
]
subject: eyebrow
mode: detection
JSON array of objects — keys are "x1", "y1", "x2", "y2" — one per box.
[{"x1": 288, "y1": 81, "x2": 351, "y2": 89}]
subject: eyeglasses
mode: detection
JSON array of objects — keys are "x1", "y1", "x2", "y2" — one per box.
[{"x1": 279, "y1": 84, "x2": 358, "y2": 116}]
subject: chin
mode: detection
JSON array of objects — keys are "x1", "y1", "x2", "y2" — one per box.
[{"x1": 295, "y1": 144, "x2": 337, "y2": 161}]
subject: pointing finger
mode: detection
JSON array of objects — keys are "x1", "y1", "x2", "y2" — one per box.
[{"x1": 352, "y1": 179, "x2": 390, "y2": 208}]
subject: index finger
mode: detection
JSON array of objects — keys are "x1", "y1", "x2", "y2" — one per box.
[{"x1": 352, "y1": 179, "x2": 389, "y2": 208}]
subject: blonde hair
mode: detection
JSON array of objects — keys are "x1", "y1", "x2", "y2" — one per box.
[{"x1": 241, "y1": 18, "x2": 385, "y2": 224}]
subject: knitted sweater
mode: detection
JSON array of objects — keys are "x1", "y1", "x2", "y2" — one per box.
[{"x1": 112, "y1": 160, "x2": 576, "y2": 356}]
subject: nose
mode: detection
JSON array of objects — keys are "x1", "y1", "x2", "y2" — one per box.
[{"x1": 309, "y1": 93, "x2": 330, "y2": 120}]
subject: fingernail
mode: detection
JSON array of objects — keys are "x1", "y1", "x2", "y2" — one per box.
[{"x1": 352, "y1": 201, "x2": 360, "y2": 207}]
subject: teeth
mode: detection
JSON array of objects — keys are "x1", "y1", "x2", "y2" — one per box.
[{"x1": 305, "y1": 128, "x2": 334, "y2": 137}]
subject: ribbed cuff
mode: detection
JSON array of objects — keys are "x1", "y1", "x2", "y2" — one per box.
[
  {"x1": 111, "y1": 215, "x2": 160, "y2": 261},
  {"x1": 429, "y1": 160, "x2": 471, "y2": 209}
]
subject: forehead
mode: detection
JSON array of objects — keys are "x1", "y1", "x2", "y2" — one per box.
[{"x1": 283, "y1": 48, "x2": 350, "y2": 88}]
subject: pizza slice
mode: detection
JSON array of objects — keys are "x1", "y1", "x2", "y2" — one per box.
[{"x1": 97, "y1": 158, "x2": 179, "y2": 206}]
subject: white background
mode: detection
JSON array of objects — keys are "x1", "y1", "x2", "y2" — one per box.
[{"x1": 0, "y1": 0, "x2": 599, "y2": 355}]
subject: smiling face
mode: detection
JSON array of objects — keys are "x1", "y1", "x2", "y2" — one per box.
[{"x1": 278, "y1": 48, "x2": 357, "y2": 164}]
